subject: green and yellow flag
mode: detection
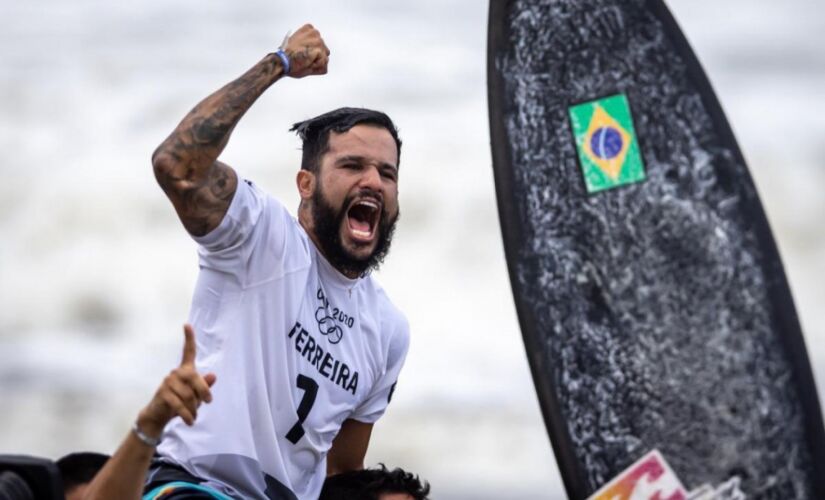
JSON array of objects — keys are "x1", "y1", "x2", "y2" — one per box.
[{"x1": 569, "y1": 94, "x2": 646, "y2": 193}]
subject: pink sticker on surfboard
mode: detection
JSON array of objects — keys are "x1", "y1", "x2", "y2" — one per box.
[{"x1": 587, "y1": 450, "x2": 688, "y2": 500}]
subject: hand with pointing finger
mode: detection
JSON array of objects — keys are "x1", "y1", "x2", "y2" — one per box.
[
  {"x1": 81, "y1": 325, "x2": 219, "y2": 500},
  {"x1": 135, "y1": 324, "x2": 217, "y2": 442}
]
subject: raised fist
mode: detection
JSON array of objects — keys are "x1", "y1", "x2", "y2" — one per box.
[{"x1": 283, "y1": 23, "x2": 330, "y2": 78}]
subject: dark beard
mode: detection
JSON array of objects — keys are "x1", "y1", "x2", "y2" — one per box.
[{"x1": 311, "y1": 185, "x2": 398, "y2": 278}]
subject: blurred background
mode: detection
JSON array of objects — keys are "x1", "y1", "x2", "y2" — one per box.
[{"x1": 1, "y1": 0, "x2": 823, "y2": 498}]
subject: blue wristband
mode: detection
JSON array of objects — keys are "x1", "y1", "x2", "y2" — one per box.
[{"x1": 274, "y1": 49, "x2": 290, "y2": 75}]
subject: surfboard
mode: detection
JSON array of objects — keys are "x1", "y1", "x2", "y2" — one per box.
[{"x1": 486, "y1": 1, "x2": 825, "y2": 498}]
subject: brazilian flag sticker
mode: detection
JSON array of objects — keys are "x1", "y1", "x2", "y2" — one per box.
[{"x1": 569, "y1": 94, "x2": 646, "y2": 193}]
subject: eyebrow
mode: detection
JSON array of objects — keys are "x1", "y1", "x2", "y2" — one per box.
[{"x1": 335, "y1": 155, "x2": 398, "y2": 172}]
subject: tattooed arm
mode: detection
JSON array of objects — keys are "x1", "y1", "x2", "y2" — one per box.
[{"x1": 152, "y1": 24, "x2": 330, "y2": 236}]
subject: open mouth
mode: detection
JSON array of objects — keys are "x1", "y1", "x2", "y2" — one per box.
[{"x1": 346, "y1": 198, "x2": 381, "y2": 243}]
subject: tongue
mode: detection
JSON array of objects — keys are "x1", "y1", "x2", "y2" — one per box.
[{"x1": 349, "y1": 216, "x2": 371, "y2": 233}]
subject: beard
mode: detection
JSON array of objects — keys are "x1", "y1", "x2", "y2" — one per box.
[{"x1": 311, "y1": 184, "x2": 398, "y2": 278}]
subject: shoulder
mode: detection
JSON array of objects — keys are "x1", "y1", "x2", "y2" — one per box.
[
  {"x1": 363, "y1": 278, "x2": 409, "y2": 350},
  {"x1": 365, "y1": 278, "x2": 407, "y2": 323},
  {"x1": 194, "y1": 178, "x2": 310, "y2": 285},
  {"x1": 238, "y1": 178, "x2": 307, "y2": 250}
]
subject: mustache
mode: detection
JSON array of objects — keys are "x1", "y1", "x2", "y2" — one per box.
[{"x1": 344, "y1": 188, "x2": 384, "y2": 210}]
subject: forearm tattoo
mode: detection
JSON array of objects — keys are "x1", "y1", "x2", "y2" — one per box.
[{"x1": 153, "y1": 54, "x2": 283, "y2": 235}]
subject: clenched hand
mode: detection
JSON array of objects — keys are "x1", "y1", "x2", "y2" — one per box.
[{"x1": 283, "y1": 23, "x2": 330, "y2": 78}]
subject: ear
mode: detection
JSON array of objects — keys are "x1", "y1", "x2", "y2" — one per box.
[{"x1": 296, "y1": 170, "x2": 315, "y2": 200}]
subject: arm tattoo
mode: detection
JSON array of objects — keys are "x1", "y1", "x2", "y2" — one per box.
[{"x1": 153, "y1": 54, "x2": 284, "y2": 235}]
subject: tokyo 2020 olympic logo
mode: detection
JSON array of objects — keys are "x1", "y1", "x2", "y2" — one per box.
[{"x1": 315, "y1": 287, "x2": 350, "y2": 344}]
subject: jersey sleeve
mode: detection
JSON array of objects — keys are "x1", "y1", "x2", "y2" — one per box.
[
  {"x1": 192, "y1": 179, "x2": 291, "y2": 282},
  {"x1": 349, "y1": 316, "x2": 410, "y2": 424}
]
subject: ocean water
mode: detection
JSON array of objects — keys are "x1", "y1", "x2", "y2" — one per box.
[{"x1": 0, "y1": 1, "x2": 823, "y2": 498}]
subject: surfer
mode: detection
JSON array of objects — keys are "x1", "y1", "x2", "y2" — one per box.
[{"x1": 135, "y1": 23, "x2": 410, "y2": 499}]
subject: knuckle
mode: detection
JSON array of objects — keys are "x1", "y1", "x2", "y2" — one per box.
[{"x1": 162, "y1": 394, "x2": 177, "y2": 409}]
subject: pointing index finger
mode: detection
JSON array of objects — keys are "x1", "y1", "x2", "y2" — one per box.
[{"x1": 181, "y1": 323, "x2": 197, "y2": 367}]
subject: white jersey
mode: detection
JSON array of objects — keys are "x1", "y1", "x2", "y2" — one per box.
[{"x1": 156, "y1": 179, "x2": 410, "y2": 500}]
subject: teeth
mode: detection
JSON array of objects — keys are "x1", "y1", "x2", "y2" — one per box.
[
  {"x1": 358, "y1": 200, "x2": 378, "y2": 210},
  {"x1": 352, "y1": 229, "x2": 372, "y2": 238}
]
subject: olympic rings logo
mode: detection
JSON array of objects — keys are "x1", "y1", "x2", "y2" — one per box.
[{"x1": 315, "y1": 306, "x2": 343, "y2": 344}]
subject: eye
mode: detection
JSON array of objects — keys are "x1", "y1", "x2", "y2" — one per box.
[{"x1": 381, "y1": 169, "x2": 398, "y2": 181}]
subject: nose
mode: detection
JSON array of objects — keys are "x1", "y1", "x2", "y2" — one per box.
[{"x1": 359, "y1": 165, "x2": 383, "y2": 192}]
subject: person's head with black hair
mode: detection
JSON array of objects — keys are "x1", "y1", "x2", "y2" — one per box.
[
  {"x1": 56, "y1": 452, "x2": 109, "y2": 500},
  {"x1": 290, "y1": 107, "x2": 402, "y2": 174},
  {"x1": 291, "y1": 108, "x2": 402, "y2": 278},
  {"x1": 319, "y1": 464, "x2": 430, "y2": 500}
]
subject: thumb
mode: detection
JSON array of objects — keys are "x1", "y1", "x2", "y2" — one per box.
[{"x1": 204, "y1": 372, "x2": 217, "y2": 388}]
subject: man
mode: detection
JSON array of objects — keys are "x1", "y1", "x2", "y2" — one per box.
[
  {"x1": 143, "y1": 24, "x2": 409, "y2": 499},
  {"x1": 82, "y1": 327, "x2": 423, "y2": 500},
  {"x1": 320, "y1": 466, "x2": 430, "y2": 500},
  {"x1": 55, "y1": 452, "x2": 109, "y2": 500}
]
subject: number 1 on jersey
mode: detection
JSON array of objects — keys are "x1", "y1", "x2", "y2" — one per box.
[{"x1": 286, "y1": 374, "x2": 319, "y2": 444}]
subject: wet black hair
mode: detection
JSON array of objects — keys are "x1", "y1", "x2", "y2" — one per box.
[
  {"x1": 290, "y1": 107, "x2": 402, "y2": 173},
  {"x1": 319, "y1": 464, "x2": 430, "y2": 500},
  {"x1": 56, "y1": 452, "x2": 109, "y2": 491}
]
